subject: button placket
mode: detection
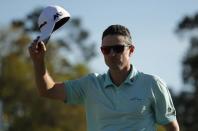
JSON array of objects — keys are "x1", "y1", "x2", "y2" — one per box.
[{"x1": 115, "y1": 88, "x2": 122, "y2": 110}]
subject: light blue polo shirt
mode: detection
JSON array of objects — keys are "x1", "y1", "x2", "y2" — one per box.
[{"x1": 64, "y1": 66, "x2": 177, "y2": 131}]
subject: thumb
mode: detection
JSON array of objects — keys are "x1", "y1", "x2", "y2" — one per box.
[{"x1": 40, "y1": 41, "x2": 47, "y2": 51}]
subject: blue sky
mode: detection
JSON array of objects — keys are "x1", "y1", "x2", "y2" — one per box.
[{"x1": 1, "y1": 0, "x2": 198, "y2": 93}]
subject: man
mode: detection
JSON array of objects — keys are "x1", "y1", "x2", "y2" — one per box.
[{"x1": 29, "y1": 24, "x2": 179, "y2": 131}]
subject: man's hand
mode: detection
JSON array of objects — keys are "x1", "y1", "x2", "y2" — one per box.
[{"x1": 28, "y1": 37, "x2": 47, "y2": 64}]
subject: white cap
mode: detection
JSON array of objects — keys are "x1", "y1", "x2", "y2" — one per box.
[{"x1": 38, "y1": 5, "x2": 70, "y2": 43}]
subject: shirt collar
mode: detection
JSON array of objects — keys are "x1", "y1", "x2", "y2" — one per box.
[{"x1": 104, "y1": 65, "x2": 139, "y2": 88}]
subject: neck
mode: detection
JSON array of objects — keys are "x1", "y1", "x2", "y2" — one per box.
[{"x1": 109, "y1": 65, "x2": 132, "y2": 87}]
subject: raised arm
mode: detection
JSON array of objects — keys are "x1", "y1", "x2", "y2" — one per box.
[{"x1": 28, "y1": 38, "x2": 66, "y2": 101}]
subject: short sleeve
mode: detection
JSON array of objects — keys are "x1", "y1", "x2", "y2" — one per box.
[
  {"x1": 64, "y1": 74, "x2": 91, "y2": 105},
  {"x1": 151, "y1": 76, "x2": 177, "y2": 125}
]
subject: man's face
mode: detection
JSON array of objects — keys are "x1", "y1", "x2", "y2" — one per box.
[{"x1": 101, "y1": 35, "x2": 134, "y2": 71}]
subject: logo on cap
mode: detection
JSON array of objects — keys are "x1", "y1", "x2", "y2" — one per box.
[
  {"x1": 54, "y1": 12, "x2": 63, "y2": 21},
  {"x1": 39, "y1": 21, "x2": 47, "y2": 30}
]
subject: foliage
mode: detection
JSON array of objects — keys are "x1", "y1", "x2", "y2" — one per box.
[
  {"x1": 0, "y1": 7, "x2": 97, "y2": 131},
  {"x1": 175, "y1": 12, "x2": 198, "y2": 131}
]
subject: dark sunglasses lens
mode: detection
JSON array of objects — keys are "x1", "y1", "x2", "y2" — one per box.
[
  {"x1": 112, "y1": 45, "x2": 125, "y2": 53},
  {"x1": 101, "y1": 45, "x2": 126, "y2": 54},
  {"x1": 101, "y1": 47, "x2": 111, "y2": 54}
]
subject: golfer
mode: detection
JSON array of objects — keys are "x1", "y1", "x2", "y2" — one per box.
[{"x1": 29, "y1": 24, "x2": 180, "y2": 131}]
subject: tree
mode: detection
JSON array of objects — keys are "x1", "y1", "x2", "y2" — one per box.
[
  {"x1": 0, "y1": 7, "x2": 97, "y2": 131},
  {"x1": 175, "y1": 12, "x2": 198, "y2": 131}
]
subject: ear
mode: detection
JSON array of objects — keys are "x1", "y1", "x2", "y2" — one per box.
[{"x1": 129, "y1": 45, "x2": 135, "y2": 55}]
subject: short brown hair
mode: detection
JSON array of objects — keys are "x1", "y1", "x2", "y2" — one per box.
[{"x1": 102, "y1": 24, "x2": 132, "y2": 44}]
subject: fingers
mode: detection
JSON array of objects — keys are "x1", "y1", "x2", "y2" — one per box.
[
  {"x1": 29, "y1": 36, "x2": 46, "y2": 54},
  {"x1": 40, "y1": 41, "x2": 46, "y2": 52},
  {"x1": 29, "y1": 36, "x2": 39, "y2": 49}
]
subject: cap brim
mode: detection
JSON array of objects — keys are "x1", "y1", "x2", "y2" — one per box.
[{"x1": 38, "y1": 20, "x2": 55, "y2": 44}]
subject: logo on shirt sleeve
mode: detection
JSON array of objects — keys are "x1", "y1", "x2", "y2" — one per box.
[{"x1": 167, "y1": 107, "x2": 176, "y2": 116}]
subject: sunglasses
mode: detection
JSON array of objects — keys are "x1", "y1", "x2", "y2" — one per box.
[{"x1": 100, "y1": 45, "x2": 132, "y2": 55}]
